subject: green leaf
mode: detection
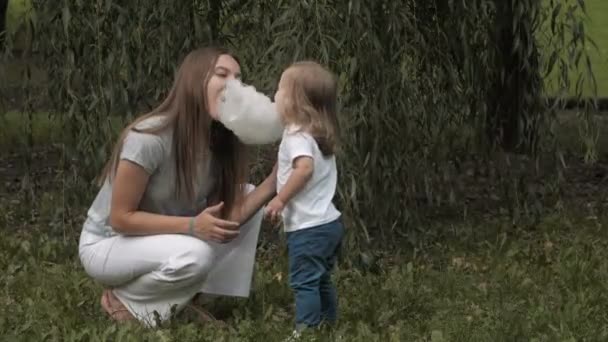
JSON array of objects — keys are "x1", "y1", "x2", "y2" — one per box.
[
  {"x1": 545, "y1": 51, "x2": 559, "y2": 77},
  {"x1": 61, "y1": 5, "x2": 71, "y2": 37},
  {"x1": 431, "y1": 330, "x2": 445, "y2": 342},
  {"x1": 577, "y1": 0, "x2": 586, "y2": 14},
  {"x1": 551, "y1": 2, "x2": 562, "y2": 34}
]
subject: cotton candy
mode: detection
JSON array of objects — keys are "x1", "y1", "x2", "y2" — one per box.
[{"x1": 217, "y1": 79, "x2": 284, "y2": 145}]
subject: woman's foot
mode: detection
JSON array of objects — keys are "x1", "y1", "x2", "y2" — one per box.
[
  {"x1": 100, "y1": 289, "x2": 135, "y2": 321},
  {"x1": 186, "y1": 303, "x2": 218, "y2": 322},
  {"x1": 186, "y1": 294, "x2": 227, "y2": 327},
  {"x1": 185, "y1": 302, "x2": 229, "y2": 327}
]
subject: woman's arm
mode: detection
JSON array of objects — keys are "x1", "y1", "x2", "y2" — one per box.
[
  {"x1": 228, "y1": 164, "x2": 277, "y2": 225},
  {"x1": 110, "y1": 160, "x2": 239, "y2": 242},
  {"x1": 109, "y1": 160, "x2": 191, "y2": 235}
]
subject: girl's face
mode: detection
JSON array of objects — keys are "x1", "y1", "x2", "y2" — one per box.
[
  {"x1": 207, "y1": 54, "x2": 241, "y2": 119},
  {"x1": 274, "y1": 71, "x2": 292, "y2": 122}
]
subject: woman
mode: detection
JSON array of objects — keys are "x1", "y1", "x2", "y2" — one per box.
[{"x1": 78, "y1": 46, "x2": 277, "y2": 327}]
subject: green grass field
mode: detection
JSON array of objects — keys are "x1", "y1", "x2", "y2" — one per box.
[
  {"x1": 584, "y1": 0, "x2": 608, "y2": 96},
  {"x1": 1, "y1": 196, "x2": 607, "y2": 341},
  {"x1": 0, "y1": 111, "x2": 60, "y2": 149},
  {"x1": 2, "y1": 1, "x2": 608, "y2": 340},
  {"x1": 541, "y1": 0, "x2": 608, "y2": 97},
  {"x1": 5, "y1": 0, "x2": 32, "y2": 33}
]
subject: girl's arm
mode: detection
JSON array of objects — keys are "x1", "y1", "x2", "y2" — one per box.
[
  {"x1": 275, "y1": 156, "x2": 313, "y2": 204},
  {"x1": 265, "y1": 156, "x2": 313, "y2": 221}
]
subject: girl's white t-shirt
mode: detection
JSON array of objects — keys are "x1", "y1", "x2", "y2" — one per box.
[{"x1": 277, "y1": 125, "x2": 341, "y2": 232}]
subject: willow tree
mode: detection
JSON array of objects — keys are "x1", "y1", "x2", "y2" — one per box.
[
  {"x1": 0, "y1": 0, "x2": 7, "y2": 44},
  {"x1": 7, "y1": 0, "x2": 598, "y2": 245},
  {"x1": 486, "y1": 0, "x2": 545, "y2": 153},
  {"x1": 415, "y1": 0, "x2": 596, "y2": 154}
]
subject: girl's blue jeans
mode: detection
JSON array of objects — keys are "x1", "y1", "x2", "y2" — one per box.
[{"x1": 286, "y1": 218, "x2": 344, "y2": 330}]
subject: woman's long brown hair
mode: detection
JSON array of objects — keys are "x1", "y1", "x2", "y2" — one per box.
[{"x1": 97, "y1": 46, "x2": 248, "y2": 218}]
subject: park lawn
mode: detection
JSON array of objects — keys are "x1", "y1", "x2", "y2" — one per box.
[
  {"x1": 583, "y1": 0, "x2": 608, "y2": 97},
  {"x1": 0, "y1": 111, "x2": 129, "y2": 152},
  {"x1": 2, "y1": 1, "x2": 607, "y2": 340},
  {"x1": 541, "y1": 0, "x2": 608, "y2": 98},
  {"x1": 5, "y1": 0, "x2": 33, "y2": 34},
  {"x1": 0, "y1": 111, "x2": 59, "y2": 149},
  {"x1": 1, "y1": 190, "x2": 607, "y2": 341}
]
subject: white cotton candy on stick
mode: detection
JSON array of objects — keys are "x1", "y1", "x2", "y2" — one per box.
[{"x1": 217, "y1": 79, "x2": 284, "y2": 145}]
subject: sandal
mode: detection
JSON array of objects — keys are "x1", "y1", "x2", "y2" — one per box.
[
  {"x1": 185, "y1": 302, "x2": 227, "y2": 327},
  {"x1": 101, "y1": 289, "x2": 135, "y2": 321}
]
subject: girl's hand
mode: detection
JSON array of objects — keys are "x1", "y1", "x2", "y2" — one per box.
[
  {"x1": 193, "y1": 202, "x2": 240, "y2": 243},
  {"x1": 264, "y1": 196, "x2": 284, "y2": 225}
]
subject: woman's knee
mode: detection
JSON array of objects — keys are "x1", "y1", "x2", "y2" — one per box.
[{"x1": 160, "y1": 238, "x2": 215, "y2": 282}]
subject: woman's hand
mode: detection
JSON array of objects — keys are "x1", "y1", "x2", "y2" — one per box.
[{"x1": 193, "y1": 202, "x2": 240, "y2": 243}]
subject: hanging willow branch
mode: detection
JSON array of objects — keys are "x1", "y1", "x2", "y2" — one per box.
[{"x1": 6, "y1": 0, "x2": 598, "y2": 246}]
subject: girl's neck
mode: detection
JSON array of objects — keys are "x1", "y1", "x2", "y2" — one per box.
[
  {"x1": 285, "y1": 121, "x2": 308, "y2": 132},
  {"x1": 283, "y1": 116, "x2": 309, "y2": 130}
]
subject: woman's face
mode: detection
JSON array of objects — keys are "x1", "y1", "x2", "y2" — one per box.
[{"x1": 207, "y1": 54, "x2": 241, "y2": 119}]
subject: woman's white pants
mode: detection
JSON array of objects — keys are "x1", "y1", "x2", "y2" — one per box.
[{"x1": 78, "y1": 201, "x2": 263, "y2": 327}]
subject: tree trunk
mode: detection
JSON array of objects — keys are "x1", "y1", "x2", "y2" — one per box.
[
  {"x1": 487, "y1": 0, "x2": 543, "y2": 153},
  {"x1": 208, "y1": 0, "x2": 223, "y2": 43},
  {"x1": 0, "y1": 0, "x2": 8, "y2": 45}
]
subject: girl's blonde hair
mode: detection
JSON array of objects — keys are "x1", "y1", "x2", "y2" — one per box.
[
  {"x1": 282, "y1": 61, "x2": 340, "y2": 156},
  {"x1": 97, "y1": 46, "x2": 248, "y2": 218}
]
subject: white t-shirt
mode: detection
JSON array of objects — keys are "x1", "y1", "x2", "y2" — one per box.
[{"x1": 276, "y1": 125, "x2": 341, "y2": 232}]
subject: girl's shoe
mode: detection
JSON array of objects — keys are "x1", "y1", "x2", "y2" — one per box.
[{"x1": 283, "y1": 330, "x2": 302, "y2": 341}]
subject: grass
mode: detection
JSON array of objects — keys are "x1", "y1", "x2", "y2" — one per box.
[
  {"x1": 2, "y1": 2, "x2": 608, "y2": 340},
  {"x1": 0, "y1": 111, "x2": 60, "y2": 150},
  {"x1": 583, "y1": 0, "x2": 608, "y2": 96},
  {"x1": 3, "y1": 109, "x2": 606, "y2": 157},
  {"x1": 0, "y1": 111, "x2": 129, "y2": 153},
  {"x1": 5, "y1": 0, "x2": 34, "y2": 34},
  {"x1": 1, "y1": 192, "x2": 608, "y2": 341},
  {"x1": 1, "y1": 109, "x2": 607, "y2": 340},
  {"x1": 542, "y1": 0, "x2": 608, "y2": 97}
]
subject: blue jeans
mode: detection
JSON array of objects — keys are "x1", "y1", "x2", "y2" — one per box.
[{"x1": 286, "y1": 218, "x2": 344, "y2": 330}]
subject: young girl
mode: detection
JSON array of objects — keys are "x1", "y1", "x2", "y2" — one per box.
[{"x1": 265, "y1": 61, "x2": 345, "y2": 333}]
